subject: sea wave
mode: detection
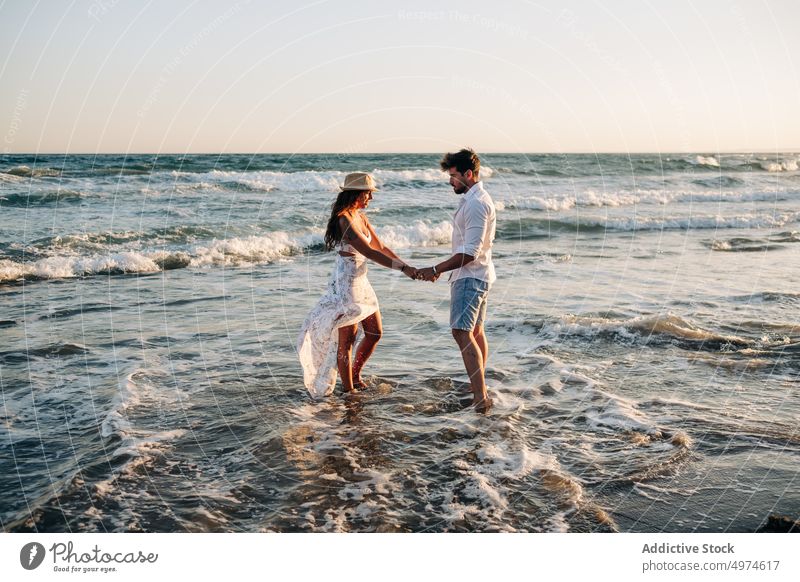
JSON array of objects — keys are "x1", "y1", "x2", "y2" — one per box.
[
  {"x1": 496, "y1": 212, "x2": 799, "y2": 240},
  {"x1": 627, "y1": 154, "x2": 799, "y2": 174},
  {"x1": 691, "y1": 176, "x2": 745, "y2": 188},
  {"x1": 731, "y1": 291, "x2": 800, "y2": 304},
  {"x1": 0, "y1": 253, "x2": 172, "y2": 282},
  {"x1": 190, "y1": 231, "x2": 320, "y2": 267},
  {"x1": 0, "y1": 172, "x2": 24, "y2": 183},
  {"x1": 589, "y1": 213, "x2": 799, "y2": 231},
  {"x1": 0, "y1": 242, "x2": 295, "y2": 283},
  {"x1": 503, "y1": 188, "x2": 790, "y2": 212},
  {"x1": 376, "y1": 220, "x2": 453, "y2": 248},
  {"x1": 166, "y1": 167, "x2": 493, "y2": 192},
  {"x1": 689, "y1": 155, "x2": 720, "y2": 168},
  {"x1": 28, "y1": 225, "x2": 222, "y2": 253},
  {"x1": 545, "y1": 212, "x2": 798, "y2": 232},
  {"x1": 101, "y1": 370, "x2": 187, "y2": 459},
  {"x1": 0, "y1": 221, "x2": 452, "y2": 283},
  {"x1": 704, "y1": 233, "x2": 798, "y2": 252},
  {"x1": 759, "y1": 159, "x2": 799, "y2": 172},
  {"x1": 522, "y1": 313, "x2": 752, "y2": 350},
  {"x1": 0, "y1": 190, "x2": 86, "y2": 207},
  {"x1": 505, "y1": 191, "x2": 643, "y2": 211},
  {"x1": 3, "y1": 165, "x2": 62, "y2": 178}
]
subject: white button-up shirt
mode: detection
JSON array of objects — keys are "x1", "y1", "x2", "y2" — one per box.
[{"x1": 450, "y1": 181, "x2": 496, "y2": 285}]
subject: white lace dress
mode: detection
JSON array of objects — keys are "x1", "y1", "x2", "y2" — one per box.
[{"x1": 297, "y1": 233, "x2": 380, "y2": 398}]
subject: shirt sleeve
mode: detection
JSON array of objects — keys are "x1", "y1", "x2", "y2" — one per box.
[{"x1": 457, "y1": 200, "x2": 490, "y2": 257}]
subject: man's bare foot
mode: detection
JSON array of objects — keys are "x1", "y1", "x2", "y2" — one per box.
[{"x1": 472, "y1": 397, "x2": 493, "y2": 413}]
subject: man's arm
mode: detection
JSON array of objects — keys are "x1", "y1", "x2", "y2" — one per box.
[
  {"x1": 418, "y1": 201, "x2": 489, "y2": 281},
  {"x1": 417, "y1": 253, "x2": 474, "y2": 281}
]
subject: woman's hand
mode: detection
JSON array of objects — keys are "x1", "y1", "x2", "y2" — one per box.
[
  {"x1": 402, "y1": 265, "x2": 418, "y2": 280},
  {"x1": 416, "y1": 267, "x2": 440, "y2": 282}
]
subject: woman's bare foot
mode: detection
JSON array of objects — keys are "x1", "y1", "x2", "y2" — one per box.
[
  {"x1": 472, "y1": 397, "x2": 493, "y2": 413},
  {"x1": 353, "y1": 375, "x2": 367, "y2": 390}
]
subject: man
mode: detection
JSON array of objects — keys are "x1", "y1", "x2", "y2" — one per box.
[{"x1": 417, "y1": 148, "x2": 497, "y2": 412}]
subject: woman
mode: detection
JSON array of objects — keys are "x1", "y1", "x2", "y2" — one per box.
[{"x1": 297, "y1": 172, "x2": 417, "y2": 398}]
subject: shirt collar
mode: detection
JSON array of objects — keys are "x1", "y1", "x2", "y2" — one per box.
[{"x1": 461, "y1": 181, "x2": 483, "y2": 202}]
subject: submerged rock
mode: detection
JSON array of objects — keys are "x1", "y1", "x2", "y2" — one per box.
[{"x1": 757, "y1": 513, "x2": 799, "y2": 533}]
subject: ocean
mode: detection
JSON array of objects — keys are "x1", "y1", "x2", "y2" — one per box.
[{"x1": 1, "y1": 152, "x2": 798, "y2": 532}]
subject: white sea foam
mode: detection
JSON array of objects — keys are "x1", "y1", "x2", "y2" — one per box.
[
  {"x1": 100, "y1": 371, "x2": 150, "y2": 440},
  {"x1": 375, "y1": 166, "x2": 493, "y2": 181},
  {"x1": 0, "y1": 253, "x2": 162, "y2": 282},
  {"x1": 691, "y1": 155, "x2": 720, "y2": 168},
  {"x1": 583, "y1": 389, "x2": 657, "y2": 434},
  {"x1": 506, "y1": 190, "x2": 644, "y2": 211},
  {"x1": 168, "y1": 167, "x2": 476, "y2": 192},
  {"x1": 101, "y1": 370, "x2": 186, "y2": 459},
  {"x1": 577, "y1": 212, "x2": 799, "y2": 231},
  {"x1": 109, "y1": 428, "x2": 187, "y2": 459},
  {"x1": 759, "y1": 158, "x2": 799, "y2": 172},
  {"x1": 0, "y1": 172, "x2": 24, "y2": 183},
  {"x1": 504, "y1": 187, "x2": 792, "y2": 212},
  {"x1": 168, "y1": 169, "x2": 343, "y2": 192},
  {"x1": 338, "y1": 468, "x2": 393, "y2": 501},
  {"x1": 461, "y1": 469, "x2": 507, "y2": 510},
  {"x1": 545, "y1": 313, "x2": 750, "y2": 345},
  {"x1": 4, "y1": 165, "x2": 61, "y2": 178},
  {"x1": 190, "y1": 231, "x2": 321, "y2": 267},
  {"x1": 0, "y1": 230, "x2": 326, "y2": 282},
  {"x1": 440, "y1": 440, "x2": 574, "y2": 531},
  {"x1": 376, "y1": 220, "x2": 452, "y2": 248},
  {"x1": 372, "y1": 168, "x2": 447, "y2": 182},
  {"x1": 475, "y1": 441, "x2": 558, "y2": 479},
  {"x1": 544, "y1": 512, "x2": 570, "y2": 532}
]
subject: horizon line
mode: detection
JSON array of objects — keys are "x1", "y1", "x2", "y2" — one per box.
[{"x1": 3, "y1": 149, "x2": 800, "y2": 156}]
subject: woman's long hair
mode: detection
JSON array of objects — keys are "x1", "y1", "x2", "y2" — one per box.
[{"x1": 324, "y1": 190, "x2": 364, "y2": 251}]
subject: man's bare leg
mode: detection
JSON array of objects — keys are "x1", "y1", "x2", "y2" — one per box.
[
  {"x1": 352, "y1": 312, "x2": 382, "y2": 388},
  {"x1": 337, "y1": 324, "x2": 358, "y2": 393},
  {"x1": 473, "y1": 324, "x2": 488, "y2": 367},
  {"x1": 452, "y1": 328, "x2": 492, "y2": 412}
]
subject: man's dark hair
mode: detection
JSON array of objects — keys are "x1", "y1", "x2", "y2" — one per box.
[{"x1": 439, "y1": 148, "x2": 480, "y2": 175}]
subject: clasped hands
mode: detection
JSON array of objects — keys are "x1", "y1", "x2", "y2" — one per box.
[{"x1": 403, "y1": 266, "x2": 440, "y2": 282}]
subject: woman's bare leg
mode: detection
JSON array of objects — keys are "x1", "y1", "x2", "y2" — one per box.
[
  {"x1": 337, "y1": 324, "x2": 358, "y2": 393},
  {"x1": 352, "y1": 311, "x2": 382, "y2": 388}
]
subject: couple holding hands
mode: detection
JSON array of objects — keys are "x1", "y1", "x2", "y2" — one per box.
[{"x1": 297, "y1": 148, "x2": 497, "y2": 413}]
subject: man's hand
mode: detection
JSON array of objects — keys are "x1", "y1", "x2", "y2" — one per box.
[{"x1": 416, "y1": 267, "x2": 440, "y2": 282}]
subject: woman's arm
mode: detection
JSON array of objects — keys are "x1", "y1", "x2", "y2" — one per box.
[
  {"x1": 339, "y1": 216, "x2": 407, "y2": 272},
  {"x1": 363, "y1": 217, "x2": 401, "y2": 260}
]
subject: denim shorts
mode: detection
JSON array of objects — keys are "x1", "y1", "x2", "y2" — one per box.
[{"x1": 450, "y1": 277, "x2": 490, "y2": 330}]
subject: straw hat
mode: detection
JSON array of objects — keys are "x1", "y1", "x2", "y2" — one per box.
[{"x1": 340, "y1": 172, "x2": 378, "y2": 191}]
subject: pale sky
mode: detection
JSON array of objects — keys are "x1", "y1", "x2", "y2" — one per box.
[{"x1": 1, "y1": 0, "x2": 798, "y2": 153}]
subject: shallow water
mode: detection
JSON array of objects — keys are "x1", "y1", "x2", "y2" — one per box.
[{"x1": 1, "y1": 153, "x2": 798, "y2": 532}]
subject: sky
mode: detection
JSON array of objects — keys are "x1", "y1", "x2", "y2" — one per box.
[{"x1": 1, "y1": 0, "x2": 798, "y2": 154}]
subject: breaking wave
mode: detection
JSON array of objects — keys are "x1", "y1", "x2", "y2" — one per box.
[{"x1": 0, "y1": 220, "x2": 454, "y2": 284}]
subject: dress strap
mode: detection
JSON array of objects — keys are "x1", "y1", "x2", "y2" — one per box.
[{"x1": 338, "y1": 221, "x2": 370, "y2": 254}]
